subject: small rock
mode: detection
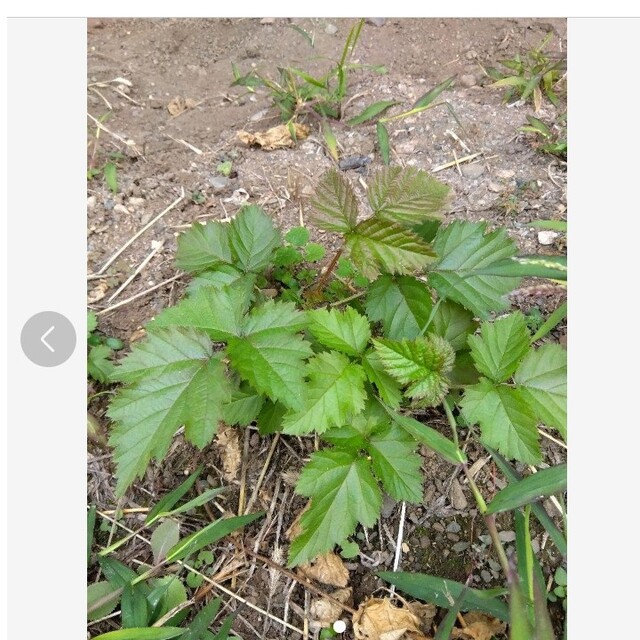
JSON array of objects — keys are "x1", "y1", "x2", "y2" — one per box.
[
  {"x1": 459, "y1": 74, "x2": 477, "y2": 88},
  {"x1": 461, "y1": 163, "x2": 485, "y2": 180},
  {"x1": 538, "y1": 230, "x2": 559, "y2": 245},
  {"x1": 432, "y1": 522, "x2": 445, "y2": 533},
  {"x1": 103, "y1": 198, "x2": 115, "y2": 210},
  {"x1": 446, "y1": 533, "x2": 460, "y2": 542},
  {"x1": 325, "y1": 23, "x2": 338, "y2": 35},
  {"x1": 250, "y1": 109, "x2": 270, "y2": 122},
  {"x1": 366, "y1": 18, "x2": 386, "y2": 27},
  {"x1": 113, "y1": 203, "x2": 130, "y2": 216},
  {"x1": 87, "y1": 196, "x2": 96, "y2": 211},
  {"x1": 260, "y1": 17, "x2": 275, "y2": 24},
  {"x1": 496, "y1": 169, "x2": 516, "y2": 179},
  {"x1": 488, "y1": 182, "x2": 502, "y2": 193},
  {"x1": 209, "y1": 176, "x2": 232, "y2": 193},
  {"x1": 481, "y1": 570, "x2": 492, "y2": 583},
  {"x1": 128, "y1": 197, "x2": 145, "y2": 208},
  {"x1": 488, "y1": 558, "x2": 501, "y2": 572},
  {"x1": 419, "y1": 535, "x2": 430, "y2": 548},
  {"x1": 446, "y1": 522, "x2": 461, "y2": 533},
  {"x1": 147, "y1": 98, "x2": 165, "y2": 109},
  {"x1": 452, "y1": 541, "x2": 469, "y2": 553},
  {"x1": 498, "y1": 530, "x2": 516, "y2": 543},
  {"x1": 465, "y1": 49, "x2": 478, "y2": 59},
  {"x1": 449, "y1": 478, "x2": 468, "y2": 510}
]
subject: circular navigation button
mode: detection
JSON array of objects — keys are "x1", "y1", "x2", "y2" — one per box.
[{"x1": 21, "y1": 311, "x2": 77, "y2": 367}]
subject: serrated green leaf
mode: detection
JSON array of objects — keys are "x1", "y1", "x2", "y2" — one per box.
[
  {"x1": 222, "y1": 385, "x2": 264, "y2": 426},
  {"x1": 229, "y1": 205, "x2": 281, "y2": 272},
  {"x1": 289, "y1": 451, "x2": 381, "y2": 566},
  {"x1": 429, "y1": 300, "x2": 478, "y2": 351},
  {"x1": 240, "y1": 299, "x2": 308, "y2": 337},
  {"x1": 346, "y1": 218, "x2": 437, "y2": 280},
  {"x1": 361, "y1": 350, "x2": 403, "y2": 409},
  {"x1": 429, "y1": 221, "x2": 521, "y2": 318},
  {"x1": 88, "y1": 344, "x2": 115, "y2": 383},
  {"x1": 150, "y1": 284, "x2": 250, "y2": 342},
  {"x1": 87, "y1": 581, "x2": 121, "y2": 621},
  {"x1": 368, "y1": 166, "x2": 450, "y2": 225},
  {"x1": 366, "y1": 274, "x2": 433, "y2": 340},
  {"x1": 305, "y1": 243, "x2": 326, "y2": 262},
  {"x1": 461, "y1": 379, "x2": 541, "y2": 463},
  {"x1": 309, "y1": 168, "x2": 359, "y2": 233},
  {"x1": 256, "y1": 399, "x2": 287, "y2": 435},
  {"x1": 376, "y1": 121, "x2": 390, "y2": 165},
  {"x1": 166, "y1": 512, "x2": 263, "y2": 563},
  {"x1": 514, "y1": 343, "x2": 567, "y2": 440},
  {"x1": 346, "y1": 100, "x2": 400, "y2": 125},
  {"x1": 186, "y1": 266, "x2": 248, "y2": 296},
  {"x1": 468, "y1": 312, "x2": 530, "y2": 383},
  {"x1": 390, "y1": 413, "x2": 466, "y2": 464},
  {"x1": 150, "y1": 518, "x2": 181, "y2": 564},
  {"x1": 87, "y1": 310, "x2": 98, "y2": 336},
  {"x1": 282, "y1": 351, "x2": 367, "y2": 435},
  {"x1": 176, "y1": 221, "x2": 232, "y2": 273},
  {"x1": 373, "y1": 335, "x2": 454, "y2": 406},
  {"x1": 307, "y1": 307, "x2": 371, "y2": 356},
  {"x1": 285, "y1": 226, "x2": 310, "y2": 246},
  {"x1": 486, "y1": 463, "x2": 567, "y2": 514},
  {"x1": 227, "y1": 334, "x2": 311, "y2": 411},
  {"x1": 378, "y1": 572, "x2": 509, "y2": 621},
  {"x1": 107, "y1": 328, "x2": 229, "y2": 496},
  {"x1": 368, "y1": 423, "x2": 423, "y2": 502},
  {"x1": 274, "y1": 246, "x2": 303, "y2": 267}
]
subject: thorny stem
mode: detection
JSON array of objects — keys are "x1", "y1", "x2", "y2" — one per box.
[{"x1": 308, "y1": 245, "x2": 344, "y2": 299}]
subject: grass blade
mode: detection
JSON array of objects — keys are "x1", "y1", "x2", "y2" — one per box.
[
  {"x1": 376, "y1": 121, "x2": 390, "y2": 165},
  {"x1": 146, "y1": 465, "x2": 203, "y2": 525},
  {"x1": 434, "y1": 584, "x2": 470, "y2": 640},
  {"x1": 104, "y1": 162, "x2": 118, "y2": 193},
  {"x1": 180, "y1": 597, "x2": 222, "y2": 640},
  {"x1": 90, "y1": 629, "x2": 184, "y2": 640},
  {"x1": 528, "y1": 219, "x2": 567, "y2": 232},
  {"x1": 486, "y1": 463, "x2": 566, "y2": 514},
  {"x1": 159, "y1": 486, "x2": 226, "y2": 520},
  {"x1": 322, "y1": 122, "x2": 339, "y2": 162},
  {"x1": 412, "y1": 76, "x2": 456, "y2": 109},
  {"x1": 530, "y1": 301, "x2": 567, "y2": 344},
  {"x1": 472, "y1": 255, "x2": 567, "y2": 281},
  {"x1": 88, "y1": 504, "x2": 97, "y2": 565},
  {"x1": 288, "y1": 24, "x2": 314, "y2": 47},
  {"x1": 346, "y1": 100, "x2": 400, "y2": 125}
]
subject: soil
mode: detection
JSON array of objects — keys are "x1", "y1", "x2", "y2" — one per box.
[{"x1": 87, "y1": 17, "x2": 567, "y2": 640}]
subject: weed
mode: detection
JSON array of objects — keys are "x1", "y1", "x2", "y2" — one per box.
[
  {"x1": 87, "y1": 111, "x2": 124, "y2": 193},
  {"x1": 87, "y1": 311, "x2": 124, "y2": 383},
  {"x1": 521, "y1": 113, "x2": 567, "y2": 160},
  {"x1": 484, "y1": 32, "x2": 566, "y2": 111},
  {"x1": 103, "y1": 166, "x2": 566, "y2": 636}
]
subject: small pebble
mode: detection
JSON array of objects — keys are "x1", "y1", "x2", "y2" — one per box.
[
  {"x1": 260, "y1": 17, "x2": 275, "y2": 24},
  {"x1": 481, "y1": 569, "x2": 492, "y2": 583},
  {"x1": 325, "y1": 23, "x2": 338, "y2": 35},
  {"x1": 459, "y1": 74, "x2": 477, "y2": 88},
  {"x1": 446, "y1": 521, "x2": 461, "y2": 533},
  {"x1": 462, "y1": 163, "x2": 485, "y2": 180},
  {"x1": 209, "y1": 176, "x2": 232, "y2": 193},
  {"x1": 366, "y1": 18, "x2": 386, "y2": 27},
  {"x1": 496, "y1": 169, "x2": 516, "y2": 179},
  {"x1": 114, "y1": 204, "x2": 130, "y2": 216},
  {"x1": 452, "y1": 541, "x2": 469, "y2": 553},
  {"x1": 449, "y1": 478, "x2": 468, "y2": 510},
  {"x1": 488, "y1": 182, "x2": 502, "y2": 193},
  {"x1": 250, "y1": 109, "x2": 270, "y2": 122},
  {"x1": 446, "y1": 533, "x2": 460, "y2": 542},
  {"x1": 87, "y1": 196, "x2": 96, "y2": 210},
  {"x1": 538, "y1": 230, "x2": 559, "y2": 245},
  {"x1": 103, "y1": 198, "x2": 115, "y2": 210},
  {"x1": 466, "y1": 49, "x2": 478, "y2": 59},
  {"x1": 128, "y1": 197, "x2": 145, "y2": 208},
  {"x1": 432, "y1": 522, "x2": 445, "y2": 533},
  {"x1": 498, "y1": 530, "x2": 516, "y2": 543}
]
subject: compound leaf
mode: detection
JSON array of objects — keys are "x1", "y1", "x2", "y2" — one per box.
[
  {"x1": 514, "y1": 343, "x2": 567, "y2": 440},
  {"x1": 240, "y1": 299, "x2": 308, "y2": 337},
  {"x1": 373, "y1": 335, "x2": 455, "y2": 406},
  {"x1": 229, "y1": 205, "x2": 281, "y2": 272},
  {"x1": 468, "y1": 312, "x2": 530, "y2": 383},
  {"x1": 222, "y1": 385, "x2": 264, "y2": 426},
  {"x1": 346, "y1": 218, "x2": 437, "y2": 280},
  {"x1": 428, "y1": 300, "x2": 478, "y2": 352},
  {"x1": 289, "y1": 451, "x2": 381, "y2": 566},
  {"x1": 368, "y1": 166, "x2": 450, "y2": 225},
  {"x1": 309, "y1": 168, "x2": 359, "y2": 233},
  {"x1": 428, "y1": 221, "x2": 521, "y2": 318},
  {"x1": 176, "y1": 221, "x2": 232, "y2": 273},
  {"x1": 365, "y1": 274, "x2": 433, "y2": 340},
  {"x1": 367, "y1": 423, "x2": 423, "y2": 502},
  {"x1": 282, "y1": 351, "x2": 367, "y2": 435},
  {"x1": 150, "y1": 284, "x2": 250, "y2": 342},
  {"x1": 307, "y1": 307, "x2": 371, "y2": 356},
  {"x1": 108, "y1": 328, "x2": 230, "y2": 496},
  {"x1": 460, "y1": 378, "x2": 541, "y2": 463}
]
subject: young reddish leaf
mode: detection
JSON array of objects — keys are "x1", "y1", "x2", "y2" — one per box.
[{"x1": 309, "y1": 168, "x2": 359, "y2": 233}]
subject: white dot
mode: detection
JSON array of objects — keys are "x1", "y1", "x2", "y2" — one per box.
[{"x1": 333, "y1": 619, "x2": 347, "y2": 634}]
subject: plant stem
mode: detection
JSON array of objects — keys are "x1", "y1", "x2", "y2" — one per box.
[
  {"x1": 485, "y1": 513, "x2": 514, "y2": 582},
  {"x1": 442, "y1": 397, "x2": 460, "y2": 450},
  {"x1": 308, "y1": 245, "x2": 343, "y2": 298}
]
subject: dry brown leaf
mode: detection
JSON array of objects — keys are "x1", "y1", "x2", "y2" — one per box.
[
  {"x1": 450, "y1": 612, "x2": 506, "y2": 640},
  {"x1": 407, "y1": 601, "x2": 437, "y2": 632},
  {"x1": 236, "y1": 123, "x2": 310, "y2": 150},
  {"x1": 353, "y1": 598, "x2": 429, "y2": 640},
  {"x1": 167, "y1": 96, "x2": 197, "y2": 116},
  {"x1": 298, "y1": 551, "x2": 349, "y2": 588},
  {"x1": 309, "y1": 587, "x2": 352, "y2": 631},
  {"x1": 215, "y1": 424, "x2": 241, "y2": 481},
  {"x1": 87, "y1": 280, "x2": 109, "y2": 304}
]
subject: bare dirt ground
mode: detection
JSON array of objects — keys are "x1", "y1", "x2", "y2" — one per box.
[{"x1": 87, "y1": 17, "x2": 567, "y2": 640}]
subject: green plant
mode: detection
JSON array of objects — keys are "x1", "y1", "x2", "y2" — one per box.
[
  {"x1": 88, "y1": 311, "x2": 124, "y2": 383},
  {"x1": 485, "y1": 32, "x2": 565, "y2": 112},
  {"x1": 104, "y1": 166, "x2": 566, "y2": 635},
  {"x1": 232, "y1": 19, "x2": 373, "y2": 122},
  {"x1": 88, "y1": 467, "x2": 260, "y2": 639},
  {"x1": 88, "y1": 111, "x2": 124, "y2": 193},
  {"x1": 520, "y1": 113, "x2": 567, "y2": 160}
]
